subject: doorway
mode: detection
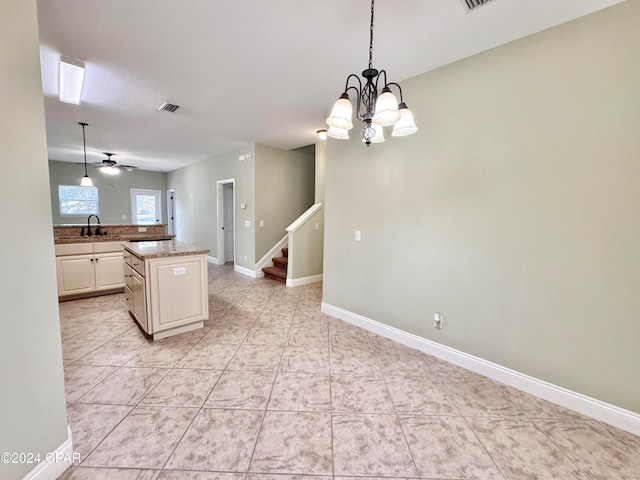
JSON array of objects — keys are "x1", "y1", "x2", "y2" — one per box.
[
  {"x1": 216, "y1": 179, "x2": 235, "y2": 265},
  {"x1": 167, "y1": 189, "x2": 176, "y2": 236},
  {"x1": 130, "y1": 188, "x2": 161, "y2": 224}
]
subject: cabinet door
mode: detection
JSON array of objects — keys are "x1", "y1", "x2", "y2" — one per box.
[
  {"x1": 94, "y1": 252, "x2": 125, "y2": 290},
  {"x1": 148, "y1": 256, "x2": 207, "y2": 333},
  {"x1": 131, "y1": 270, "x2": 148, "y2": 333},
  {"x1": 56, "y1": 255, "x2": 95, "y2": 295}
]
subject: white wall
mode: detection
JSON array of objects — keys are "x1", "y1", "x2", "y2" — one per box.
[
  {"x1": 0, "y1": 0, "x2": 70, "y2": 478},
  {"x1": 323, "y1": 1, "x2": 640, "y2": 414}
]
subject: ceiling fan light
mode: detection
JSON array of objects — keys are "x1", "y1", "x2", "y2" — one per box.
[
  {"x1": 391, "y1": 103, "x2": 419, "y2": 137},
  {"x1": 316, "y1": 129, "x2": 328, "y2": 141},
  {"x1": 81, "y1": 174, "x2": 93, "y2": 186},
  {"x1": 101, "y1": 166, "x2": 120, "y2": 175},
  {"x1": 326, "y1": 94, "x2": 354, "y2": 130},
  {"x1": 326, "y1": 126, "x2": 349, "y2": 140},
  {"x1": 372, "y1": 88, "x2": 400, "y2": 126},
  {"x1": 59, "y1": 56, "x2": 85, "y2": 104}
]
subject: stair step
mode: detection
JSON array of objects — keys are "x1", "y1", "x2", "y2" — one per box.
[
  {"x1": 272, "y1": 256, "x2": 288, "y2": 269},
  {"x1": 262, "y1": 266, "x2": 287, "y2": 283},
  {"x1": 282, "y1": 247, "x2": 288, "y2": 258}
]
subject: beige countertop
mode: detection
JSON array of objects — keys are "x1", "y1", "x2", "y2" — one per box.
[{"x1": 122, "y1": 239, "x2": 210, "y2": 259}]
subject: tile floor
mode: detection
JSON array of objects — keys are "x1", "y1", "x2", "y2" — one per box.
[{"x1": 58, "y1": 264, "x2": 640, "y2": 480}]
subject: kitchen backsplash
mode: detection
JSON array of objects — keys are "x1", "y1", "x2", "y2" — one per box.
[{"x1": 54, "y1": 224, "x2": 169, "y2": 240}]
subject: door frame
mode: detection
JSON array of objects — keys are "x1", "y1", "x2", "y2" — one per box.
[
  {"x1": 167, "y1": 189, "x2": 176, "y2": 236},
  {"x1": 216, "y1": 178, "x2": 235, "y2": 266},
  {"x1": 130, "y1": 188, "x2": 162, "y2": 224}
]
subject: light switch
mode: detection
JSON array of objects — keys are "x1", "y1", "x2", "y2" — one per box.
[
  {"x1": 240, "y1": 203, "x2": 246, "y2": 209},
  {"x1": 138, "y1": 227, "x2": 147, "y2": 232},
  {"x1": 355, "y1": 230, "x2": 361, "y2": 241},
  {"x1": 315, "y1": 223, "x2": 319, "y2": 231},
  {"x1": 259, "y1": 220, "x2": 264, "y2": 227},
  {"x1": 239, "y1": 154, "x2": 246, "y2": 161},
  {"x1": 244, "y1": 220, "x2": 251, "y2": 227}
]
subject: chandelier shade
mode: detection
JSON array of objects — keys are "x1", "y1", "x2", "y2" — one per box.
[
  {"x1": 364, "y1": 125, "x2": 385, "y2": 144},
  {"x1": 372, "y1": 87, "x2": 400, "y2": 126},
  {"x1": 327, "y1": 126, "x2": 350, "y2": 139},
  {"x1": 326, "y1": 93, "x2": 354, "y2": 130},
  {"x1": 326, "y1": 0, "x2": 417, "y2": 146},
  {"x1": 392, "y1": 103, "x2": 419, "y2": 137}
]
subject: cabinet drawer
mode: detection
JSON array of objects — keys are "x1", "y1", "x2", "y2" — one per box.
[
  {"x1": 123, "y1": 263, "x2": 134, "y2": 289},
  {"x1": 131, "y1": 254, "x2": 145, "y2": 276},
  {"x1": 55, "y1": 243, "x2": 93, "y2": 256},
  {"x1": 123, "y1": 250, "x2": 132, "y2": 266},
  {"x1": 124, "y1": 284, "x2": 134, "y2": 313},
  {"x1": 93, "y1": 241, "x2": 125, "y2": 254}
]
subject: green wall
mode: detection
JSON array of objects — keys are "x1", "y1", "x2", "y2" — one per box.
[
  {"x1": 48, "y1": 160, "x2": 168, "y2": 225},
  {"x1": 0, "y1": 1, "x2": 69, "y2": 478},
  {"x1": 255, "y1": 144, "x2": 315, "y2": 261},
  {"x1": 323, "y1": 1, "x2": 640, "y2": 413},
  {"x1": 167, "y1": 145, "x2": 256, "y2": 268}
]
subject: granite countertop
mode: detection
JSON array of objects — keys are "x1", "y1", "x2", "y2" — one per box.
[
  {"x1": 122, "y1": 239, "x2": 210, "y2": 259},
  {"x1": 55, "y1": 234, "x2": 174, "y2": 244}
]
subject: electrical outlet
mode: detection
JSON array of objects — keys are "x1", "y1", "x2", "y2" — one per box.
[{"x1": 434, "y1": 312, "x2": 443, "y2": 329}]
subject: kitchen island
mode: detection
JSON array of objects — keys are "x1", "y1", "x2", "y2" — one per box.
[{"x1": 122, "y1": 239, "x2": 210, "y2": 340}]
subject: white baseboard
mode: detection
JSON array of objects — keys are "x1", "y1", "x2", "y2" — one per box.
[
  {"x1": 207, "y1": 255, "x2": 219, "y2": 264},
  {"x1": 22, "y1": 426, "x2": 74, "y2": 480},
  {"x1": 234, "y1": 264, "x2": 257, "y2": 278},
  {"x1": 321, "y1": 302, "x2": 640, "y2": 437},
  {"x1": 287, "y1": 274, "x2": 323, "y2": 287}
]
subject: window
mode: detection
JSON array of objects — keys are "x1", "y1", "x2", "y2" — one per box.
[
  {"x1": 59, "y1": 185, "x2": 98, "y2": 216},
  {"x1": 131, "y1": 188, "x2": 161, "y2": 224}
]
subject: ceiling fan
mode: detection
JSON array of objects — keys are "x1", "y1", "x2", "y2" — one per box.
[{"x1": 93, "y1": 153, "x2": 138, "y2": 174}]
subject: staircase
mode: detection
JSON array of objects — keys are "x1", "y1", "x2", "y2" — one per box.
[{"x1": 262, "y1": 247, "x2": 288, "y2": 283}]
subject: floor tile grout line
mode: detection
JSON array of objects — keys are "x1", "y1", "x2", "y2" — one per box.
[{"x1": 243, "y1": 286, "x2": 298, "y2": 475}]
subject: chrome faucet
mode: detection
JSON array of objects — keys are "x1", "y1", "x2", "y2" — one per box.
[{"x1": 86, "y1": 214, "x2": 101, "y2": 236}]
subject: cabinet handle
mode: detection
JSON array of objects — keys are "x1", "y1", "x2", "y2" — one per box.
[
  {"x1": 90, "y1": 258, "x2": 94, "y2": 262},
  {"x1": 95, "y1": 258, "x2": 99, "y2": 262}
]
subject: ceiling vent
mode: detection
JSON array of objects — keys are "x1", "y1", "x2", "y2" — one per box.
[
  {"x1": 459, "y1": 0, "x2": 495, "y2": 13},
  {"x1": 158, "y1": 102, "x2": 180, "y2": 113}
]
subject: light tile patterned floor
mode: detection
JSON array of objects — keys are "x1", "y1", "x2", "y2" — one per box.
[{"x1": 58, "y1": 264, "x2": 640, "y2": 480}]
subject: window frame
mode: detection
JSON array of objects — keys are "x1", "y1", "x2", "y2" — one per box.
[{"x1": 58, "y1": 185, "x2": 99, "y2": 217}]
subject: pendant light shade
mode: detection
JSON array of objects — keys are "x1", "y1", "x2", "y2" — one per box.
[
  {"x1": 391, "y1": 102, "x2": 419, "y2": 137},
  {"x1": 372, "y1": 87, "x2": 400, "y2": 126},
  {"x1": 327, "y1": 126, "x2": 350, "y2": 140},
  {"x1": 79, "y1": 122, "x2": 93, "y2": 187},
  {"x1": 326, "y1": 93, "x2": 354, "y2": 130}
]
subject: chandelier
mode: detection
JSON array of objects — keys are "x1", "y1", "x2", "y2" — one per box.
[{"x1": 326, "y1": 0, "x2": 418, "y2": 146}]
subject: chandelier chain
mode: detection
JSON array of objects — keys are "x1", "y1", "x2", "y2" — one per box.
[{"x1": 368, "y1": 0, "x2": 375, "y2": 69}]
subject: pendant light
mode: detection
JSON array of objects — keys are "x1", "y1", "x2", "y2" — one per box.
[
  {"x1": 79, "y1": 122, "x2": 93, "y2": 187},
  {"x1": 326, "y1": 0, "x2": 418, "y2": 146}
]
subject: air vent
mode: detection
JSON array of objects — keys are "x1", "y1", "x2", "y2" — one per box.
[
  {"x1": 158, "y1": 102, "x2": 180, "y2": 113},
  {"x1": 459, "y1": 0, "x2": 495, "y2": 12}
]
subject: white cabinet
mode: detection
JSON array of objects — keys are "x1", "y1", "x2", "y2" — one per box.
[
  {"x1": 95, "y1": 252, "x2": 126, "y2": 290},
  {"x1": 55, "y1": 242, "x2": 125, "y2": 297},
  {"x1": 56, "y1": 254, "x2": 95, "y2": 295},
  {"x1": 123, "y1": 243, "x2": 208, "y2": 340},
  {"x1": 147, "y1": 255, "x2": 208, "y2": 336}
]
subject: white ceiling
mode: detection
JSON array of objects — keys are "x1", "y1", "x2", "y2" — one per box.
[{"x1": 37, "y1": 0, "x2": 625, "y2": 172}]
